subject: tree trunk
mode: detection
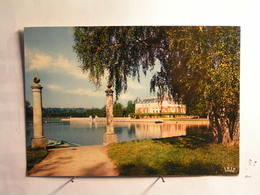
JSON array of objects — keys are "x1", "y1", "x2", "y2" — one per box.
[
  {"x1": 221, "y1": 124, "x2": 232, "y2": 145},
  {"x1": 209, "y1": 114, "x2": 219, "y2": 143},
  {"x1": 231, "y1": 109, "x2": 240, "y2": 145},
  {"x1": 209, "y1": 112, "x2": 239, "y2": 145}
]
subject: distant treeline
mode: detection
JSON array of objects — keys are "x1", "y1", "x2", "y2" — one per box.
[
  {"x1": 25, "y1": 100, "x2": 135, "y2": 119},
  {"x1": 43, "y1": 107, "x2": 106, "y2": 118}
]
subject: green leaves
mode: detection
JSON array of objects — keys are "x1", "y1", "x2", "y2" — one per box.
[
  {"x1": 150, "y1": 26, "x2": 240, "y2": 143},
  {"x1": 73, "y1": 26, "x2": 240, "y2": 143},
  {"x1": 73, "y1": 26, "x2": 167, "y2": 98}
]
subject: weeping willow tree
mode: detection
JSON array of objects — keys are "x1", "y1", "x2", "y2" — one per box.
[
  {"x1": 73, "y1": 26, "x2": 168, "y2": 98},
  {"x1": 73, "y1": 26, "x2": 240, "y2": 145}
]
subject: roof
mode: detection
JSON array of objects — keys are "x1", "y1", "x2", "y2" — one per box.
[{"x1": 136, "y1": 97, "x2": 176, "y2": 104}]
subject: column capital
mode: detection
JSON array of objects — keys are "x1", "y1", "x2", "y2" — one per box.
[
  {"x1": 31, "y1": 83, "x2": 43, "y2": 90},
  {"x1": 105, "y1": 83, "x2": 113, "y2": 96}
]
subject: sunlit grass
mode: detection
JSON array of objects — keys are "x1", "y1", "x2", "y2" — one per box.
[{"x1": 108, "y1": 136, "x2": 239, "y2": 176}]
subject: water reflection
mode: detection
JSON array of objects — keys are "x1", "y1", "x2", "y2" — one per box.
[
  {"x1": 70, "y1": 120, "x2": 106, "y2": 128},
  {"x1": 26, "y1": 120, "x2": 209, "y2": 146},
  {"x1": 68, "y1": 121, "x2": 207, "y2": 144},
  {"x1": 134, "y1": 123, "x2": 186, "y2": 139}
]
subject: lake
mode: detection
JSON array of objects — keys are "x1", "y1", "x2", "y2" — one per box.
[{"x1": 26, "y1": 120, "x2": 210, "y2": 146}]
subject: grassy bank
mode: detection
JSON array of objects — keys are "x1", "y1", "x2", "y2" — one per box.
[
  {"x1": 26, "y1": 148, "x2": 48, "y2": 171},
  {"x1": 108, "y1": 136, "x2": 239, "y2": 176}
]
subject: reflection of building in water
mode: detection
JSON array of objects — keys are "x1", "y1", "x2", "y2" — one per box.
[
  {"x1": 135, "y1": 97, "x2": 186, "y2": 114},
  {"x1": 70, "y1": 120, "x2": 107, "y2": 128},
  {"x1": 135, "y1": 123, "x2": 187, "y2": 139}
]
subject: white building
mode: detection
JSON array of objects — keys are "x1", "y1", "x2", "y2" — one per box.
[{"x1": 135, "y1": 97, "x2": 186, "y2": 114}]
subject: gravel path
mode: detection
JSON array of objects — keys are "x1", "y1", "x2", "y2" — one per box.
[{"x1": 28, "y1": 146, "x2": 119, "y2": 176}]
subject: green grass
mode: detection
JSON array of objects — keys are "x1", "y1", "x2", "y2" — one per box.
[
  {"x1": 108, "y1": 135, "x2": 239, "y2": 176},
  {"x1": 26, "y1": 148, "x2": 48, "y2": 171}
]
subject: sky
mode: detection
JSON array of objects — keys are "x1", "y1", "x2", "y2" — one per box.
[{"x1": 24, "y1": 27, "x2": 160, "y2": 108}]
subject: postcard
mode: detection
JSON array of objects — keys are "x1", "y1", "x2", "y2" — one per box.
[{"x1": 25, "y1": 26, "x2": 239, "y2": 176}]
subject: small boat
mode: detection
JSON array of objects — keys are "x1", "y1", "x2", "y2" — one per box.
[{"x1": 155, "y1": 120, "x2": 163, "y2": 123}]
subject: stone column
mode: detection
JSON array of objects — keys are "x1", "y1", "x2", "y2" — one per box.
[
  {"x1": 31, "y1": 77, "x2": 46, "y2": 149},
  {"x1": 103, "y1": 83, "x2": 117, "y2": 145}
]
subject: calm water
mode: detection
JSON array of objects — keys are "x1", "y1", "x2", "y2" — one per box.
[{"x1": 26, "y1": 121, "x2": 209, "y2": 146}]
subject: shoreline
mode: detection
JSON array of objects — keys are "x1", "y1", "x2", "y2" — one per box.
[{"x1": 61, "y1": 117, "x2": 209, "y2": 123}]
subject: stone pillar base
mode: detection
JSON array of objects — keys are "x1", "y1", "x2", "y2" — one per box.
[
  {"x1": 103, "y1": 133, "x2": 118, "y2": 145},
  {"x1": 31, "y1": 137, "x2": 46, "y2": 149}
]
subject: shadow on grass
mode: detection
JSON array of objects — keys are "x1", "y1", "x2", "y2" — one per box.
[
  {"x1": 119, "y1": 160, "x2": 236, "y2": 176},
  {"x1": 162, "y1": 160, "x2": 224, "y2": 175},
  {"x1": 154, "y1": 133, "x2": 214, "y2": 149},
  {"x1": 26, "y1": 148, "x2": 48, "y2": 171},
  {"x1": 111, "y1": 134, "x2": 239, "y2": 176}
]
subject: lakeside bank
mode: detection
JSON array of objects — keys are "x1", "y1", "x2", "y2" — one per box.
[{"x1": 61, "y1": 117, "x2": 209, "y2": 124}]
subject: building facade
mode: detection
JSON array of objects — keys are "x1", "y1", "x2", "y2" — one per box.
[{"x1": 135, "y1": 97, "x2": 186, "y2": 114}]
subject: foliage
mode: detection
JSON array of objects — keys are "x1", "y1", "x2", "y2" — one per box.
[
  {"x1": 26, "y1": 148, "x2": 48, "y2": 171},
  {"x1": 73, "y1": 26, "x2": 240, "y2": 144},
  {"x1": 113, "y1": 103, "x2": 124, "y2": 117},
  {"x1": 42, "y1": 107, "x2": 106, "y2": 118},
  {"x1": 108, "y1": 135, "x2": 239, "y2": 176},
  {"x1": 25, "y1": 100, "x2": 33, "y2": 120},
  {"x1": 125, "y1": 100, "x2": 135, "y2": 116},
  {"x1": 186, "y1": 101, "x2": 207, "y2": 117},
  {"x1": 151, "y1": 26, "x2": 240, "y2": 144},
  {"x1": 73, "y1": 26, "x2": 168, "y2": 99},
  {"x1": 39, "y1": 103, "x2": 135, "y2": 118}
]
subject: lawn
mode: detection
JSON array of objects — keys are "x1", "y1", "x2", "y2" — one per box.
[
  {"x1": 107, "y1": 135, "x2": 239, "y2": 176},
  {"x1": 26, "y1": 148, "x2": 48, "y2": 171}
]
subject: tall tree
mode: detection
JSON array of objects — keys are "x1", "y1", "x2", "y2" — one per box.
[
  {"x1": 113, "y1": 103, "x2": 124, "y2": 117},
  {"x1": 151, "y1": 26, "x2": 240, "y2": 144},
  {"x1": 25, "y1": 100, "x2": 33, "y2": 120},
  {"x1": 125, "y1": 100, "x2": 135, "y2": 115},
  {"x1": 73, "y1": 26, "x2": 240, "y2": 145},
  {"x1": 73, "y1": 26, "x2": 167, "y2": 98}
]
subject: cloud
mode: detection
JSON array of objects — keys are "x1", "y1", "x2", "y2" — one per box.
[
  {"x1": 46, "y1": 81, "x2": 135, "y2": 101},
  {"x1": 65, "y1": 88, "x2": 103, "y2": 97},
  {"x1": 25, "y1": 49, "x2": 150, "y2": 92},
  {"x1": 127, "y1": 79, "x2": 144, "y2": 90},
  {"x1": 25, "y1": 48, "x2": 87, "y2": 80},
  {"x1": 46, "y1": 84, "x2": 63, "y2": 91},
  {"x1": 27, "y1": 52, "x2": 52, "y2": 70},
  {"x1": 119, "y1": 92, "x2": 135, "y2": 101},
  {"x1": 45, "y1": 83, "x2": 104, "y2": 98}
]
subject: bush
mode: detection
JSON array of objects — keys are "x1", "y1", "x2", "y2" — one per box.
[{"x1": 26, "y1": 148, "x2": 48, "y2": 171}]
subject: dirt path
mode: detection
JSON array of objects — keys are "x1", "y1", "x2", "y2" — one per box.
[{"x1": 28, "y1": 146, "x2": 119, "y2": 176}]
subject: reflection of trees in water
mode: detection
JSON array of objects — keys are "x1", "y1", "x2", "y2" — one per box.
[
  {"x1": 186, "y1": 125, "x2": 213, "y2": 140},
  {"x1": 114, "y1": 126, "x2": 135, "y2": 137},
  {"x1": 128, "y1": 125, "x2": 136, "y2": 137},
  {"x1": 68, "y1": 121, "x2": 210, "y2": 143},
  {"x1": 114, "y1": 127, "x2": 123, "y2": 134},
  {"x1": 70, "y1": 121, "x2": 106, "y2": 128}
]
